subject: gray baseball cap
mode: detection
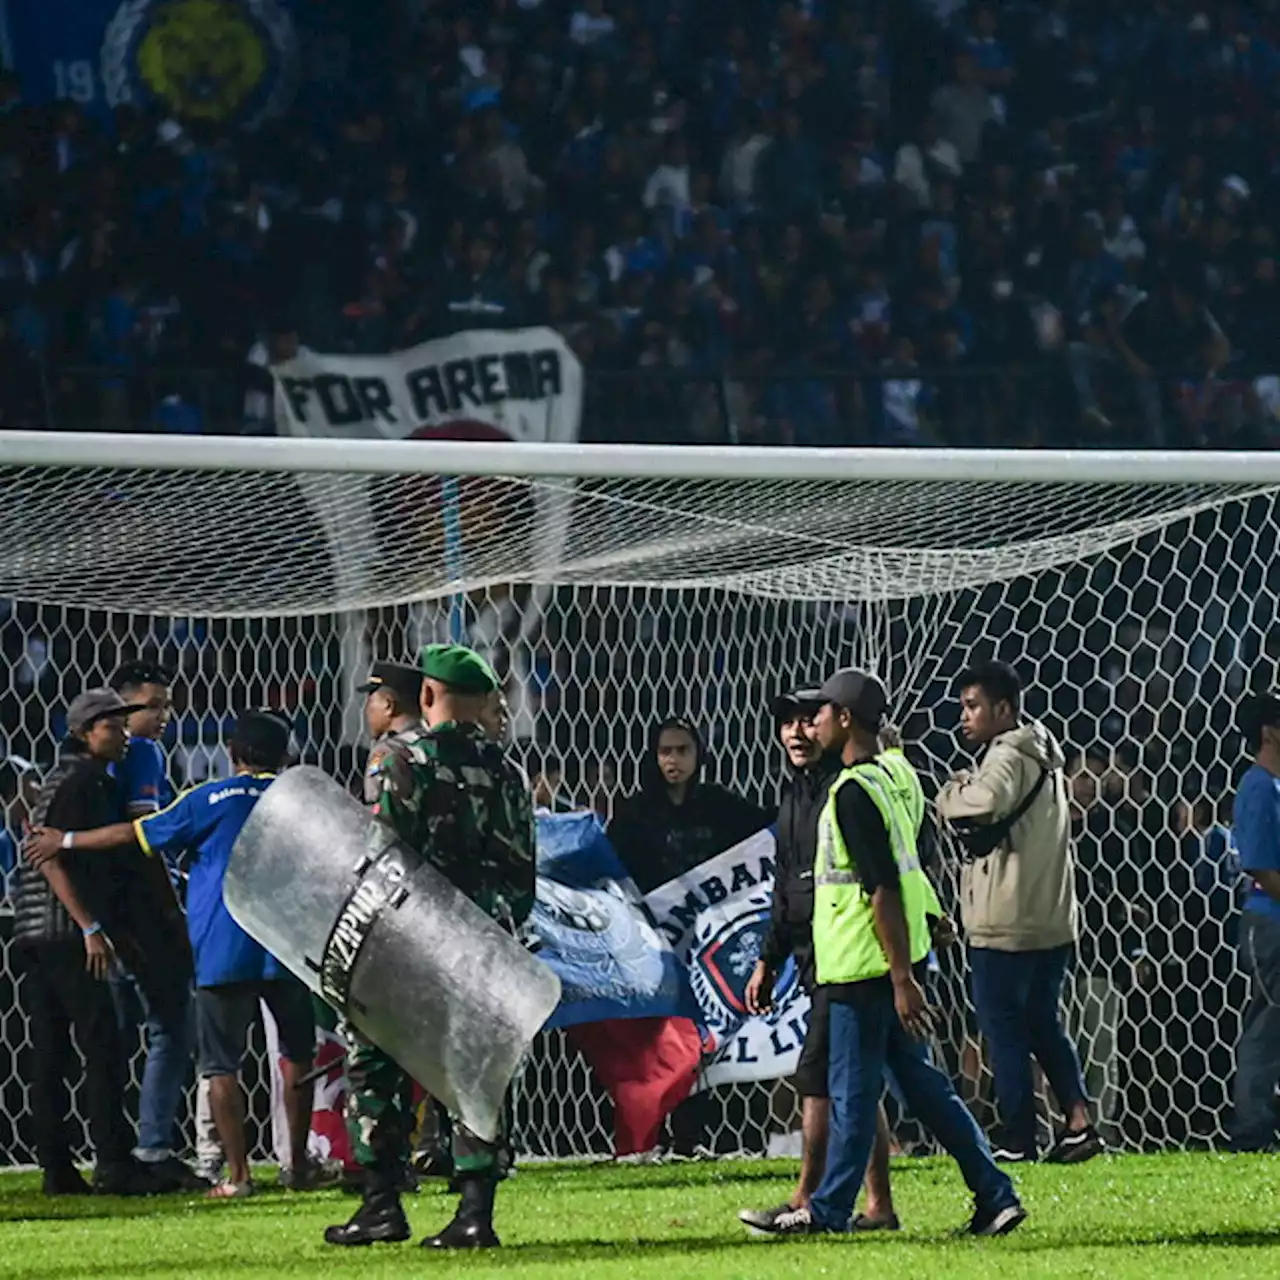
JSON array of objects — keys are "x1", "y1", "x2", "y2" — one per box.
[
  {"x1": 66, "y1": 688, "x2": 145, "y2": 735},
  {"x1": 813, "y1": 668, "x2": 889, "y2": 729}
]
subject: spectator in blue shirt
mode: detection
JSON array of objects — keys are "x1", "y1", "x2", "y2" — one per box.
[
  {"x1": 110, "y1": 662, "x2": 174, "y2": 820},
  {"x1": 27, "y1": 711, "x2": 324, "y2": 1198},
  {"x1": 1228, "y1": 693, "x2": 1280, "y2": 1152}
]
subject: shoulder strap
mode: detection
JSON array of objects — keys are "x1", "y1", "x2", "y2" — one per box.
[
  {"x1": 976, "y1": 765, "x2": 1050, "y2": 852},
  {"x1": 1008, "y1": 765, "x2": 1050, "y2": 828}
]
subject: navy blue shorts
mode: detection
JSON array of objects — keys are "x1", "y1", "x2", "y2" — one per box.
[
  {"x1": 794, "y1": 985, "x2": 830, "y2": 1098},
  {"x1": 196, "y1": 977, "x2": 315, "y2": 1078}
]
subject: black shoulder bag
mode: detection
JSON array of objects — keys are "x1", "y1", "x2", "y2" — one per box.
[{"x1": 952, "y1": 766, "x2": 1050, "y2": 862}]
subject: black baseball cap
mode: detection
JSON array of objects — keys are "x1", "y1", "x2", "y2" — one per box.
[
  {"x1": 770, "y1": 689, "x2": 825, "y2": 719},
  {"x1": 814, "y1": 668, "x2": 889, "y2": 730},
  {"x1": 357, "y1": 662, "x2": 424, "y2": 708}
]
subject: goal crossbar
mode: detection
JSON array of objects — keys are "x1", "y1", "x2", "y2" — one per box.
[{"x1": 3, "y1": 430, "x2": 1280, "y2": 485}]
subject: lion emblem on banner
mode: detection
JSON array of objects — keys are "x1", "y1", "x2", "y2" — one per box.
[
  {"x1": 102, "y1": 0, "x2": 298, "y2": 126},
  {"x1": 688, "y1": 888, "x2": 798, "y2": 1039}
]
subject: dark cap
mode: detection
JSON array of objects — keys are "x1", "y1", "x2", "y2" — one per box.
[
  {"x1": 418, "y1": 643, "x2": 500, "y2": 695},
  {"x1": 816, "y1": 668, "x2": 889, "y2": 730},
  {"x1": 357, "y1": 662, "x2": 424, "y2": 708},
  {"x1": 66, "y1": 688, "x2": 145, "y2": 735},
  {"x1": 770, "y1": 688, "x2": 825, "y2": 720}
]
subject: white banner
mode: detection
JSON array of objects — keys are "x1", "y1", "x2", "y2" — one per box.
[
  {"x1": 270, "y1": 326, "x2": 582, "y2": 444},
  {"x1": 268, "y1": 327, "x2": 582, "y2": 743},
  {"x1": 644, "y1": 829, "x2": 812, "y2": 1088}
]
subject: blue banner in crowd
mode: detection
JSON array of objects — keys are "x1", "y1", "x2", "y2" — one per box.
[
  {"x1": 2, "y1": 0, "x2": 391, "y2": 129},
  {"x1": 530, "y1": 812, "x2": 695, "y2": 1031}
]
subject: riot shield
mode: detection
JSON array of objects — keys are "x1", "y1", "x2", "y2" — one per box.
[{"x1": 224, "y1": 766, "x2": 561, "y2": 1143}]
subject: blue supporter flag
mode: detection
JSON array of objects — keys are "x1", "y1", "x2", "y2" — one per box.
[{"x1": 531, "y1": 811, "x2": 695, "y2": 1030}]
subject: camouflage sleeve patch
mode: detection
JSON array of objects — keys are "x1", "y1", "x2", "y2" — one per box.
[{"x1": 366, "y1": 740, "x2": 417, "y2": 813}]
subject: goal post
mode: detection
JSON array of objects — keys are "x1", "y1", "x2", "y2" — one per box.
[{"x1": 0, "y1": 430, "x2": 1276, "y2": 1162}]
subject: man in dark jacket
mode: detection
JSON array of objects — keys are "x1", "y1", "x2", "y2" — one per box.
[
  {"x1": 608, "y1": 716, "x2": 771, "y2": 894},
  {"x1": 609, "y1": 715, "x2": 772, "y2": 1156},
  {"x1": 12, "y1": 689, "x2": 169, "y2": 1195},
  {"x1": 739, "y1": 691, "x2": 897, "y2": 1232}
]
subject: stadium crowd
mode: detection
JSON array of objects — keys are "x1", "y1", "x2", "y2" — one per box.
[{"x1": 2, "y1": 0, "x2": 1280, "y2": 444}]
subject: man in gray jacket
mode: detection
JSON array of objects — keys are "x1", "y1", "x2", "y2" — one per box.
[{"x1": 937, "y1": 661, "x2": 1100, "y2": 1165}]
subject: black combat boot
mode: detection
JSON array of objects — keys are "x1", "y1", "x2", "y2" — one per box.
[
  {"x1": 42, "y1": 1165, "x2": 91, "y2": 1197},
  {"x1": 420, "y1": 1176, "x2": 500, "y2": 1249},
  {"x1": 412, "y1": 1143, "x2": 455, "y2": 1181},
  {"x1": 324, "y1": 1189, "x2": 412, "y2": 1246}
]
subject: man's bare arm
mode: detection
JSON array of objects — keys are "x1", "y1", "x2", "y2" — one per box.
[
  {"x1": 24, "y1": 821, "x2": 138, "y2": 868},
  {"x1": 35, "y1": 860, "x2": 116, "y2": 978},
  {"x1": 1251, "y1": 869, "x2": 1280, "y2": 904},
  {"x1": 871, "y1": 885, "x2": 914, "y2": 982},
  {"x1": 61, "y1": 823, "x2": 138, "y2": 852},
  {"x1": 37, "y1": 858, "x2": 97, "y2": 933},
  {"x1": 871, "y1": 885, "x2": 932, "y2": 1039}
]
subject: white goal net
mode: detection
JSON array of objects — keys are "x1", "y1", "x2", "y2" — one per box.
[{"x1": 0, "y1": 433, "x2": 1275, "y2": 1164}]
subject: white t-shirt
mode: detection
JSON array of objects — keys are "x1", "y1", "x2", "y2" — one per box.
[{"x1": 643, "y1": 163, "x2": 691, "y2": 211}]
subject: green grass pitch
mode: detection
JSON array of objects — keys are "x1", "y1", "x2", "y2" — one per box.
[{"x1": 1, "y1": 1154, "x2": 1277, "y2": 1279}]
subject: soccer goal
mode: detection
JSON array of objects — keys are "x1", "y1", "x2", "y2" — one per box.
[{"x1": 0, "y1": 431, "x2": 1276, "y2": 1165}]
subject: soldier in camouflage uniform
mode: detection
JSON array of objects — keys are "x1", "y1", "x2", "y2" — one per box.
[
  {"x1": 357, "y1": 661, "x2": 428, "y2": 806},
  {"x1": 353, "y1": 661, "x2": 452, "y2": 1184},
  {"x1": 325, "y1": 644, "x2": 536, "y2": 1251}
]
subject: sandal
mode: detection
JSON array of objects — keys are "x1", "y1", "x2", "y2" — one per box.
[
  {"x1": 206, "y1": 1179, "x2": 254, "y2": 1200},
  {"x1": 851, "y1": 1212, "x2": 901, "y2": 1232}
]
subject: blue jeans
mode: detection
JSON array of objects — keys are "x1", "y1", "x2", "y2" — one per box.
[
  {"x1": 1231, "y1": 912, "x2": 1280, "y2": 1150},
  {"x1": 111, "y1": 968, "x2": 194, "y2": 1160},
  {"x1": 810, "y1": 987, "x2": 1016, "y2": 1230},
  {"x1": 969, "y1": 945, "x2": 1089, "y2": 1155}
]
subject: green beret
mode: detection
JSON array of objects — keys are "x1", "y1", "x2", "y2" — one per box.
[{"x1": 418, "y1": 643, "x2": 500, "y2": 695}]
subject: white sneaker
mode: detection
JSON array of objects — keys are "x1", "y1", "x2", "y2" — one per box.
[
  {"x1": 739, "y1": 1202, "x2": 793, "y2": 1231},
  {"x1": 755, "y1": 1205, "x2": 830, "y2": 1236},
  {"x1": 615, "y1": 1148, "x2": 663, "y2": 1165}
]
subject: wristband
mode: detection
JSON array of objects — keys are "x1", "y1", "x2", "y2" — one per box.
[
  {"x1": 83, "y1": 922, "x2": 103, "y2": 939},
  {"x1": 61, "y1": 831, "x2": 75, "y2": 851}
]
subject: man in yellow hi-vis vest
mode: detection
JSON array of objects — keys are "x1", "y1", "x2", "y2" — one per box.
[{"x1": 754, "y1": 669, "x2": 1026, "y2": 1239}]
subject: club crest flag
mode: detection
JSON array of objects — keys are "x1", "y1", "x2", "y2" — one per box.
[{"x1": 643, "y1": 829, "x2": 812, "y2": 1087}]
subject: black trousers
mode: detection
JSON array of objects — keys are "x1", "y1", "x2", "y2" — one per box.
[{"x1": 18, "y1": 942, "x2": 134, "y2": 1172}]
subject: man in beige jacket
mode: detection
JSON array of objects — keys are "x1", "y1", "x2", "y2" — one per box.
[{"x1": 937, "y1": 660, "x2": 1101, "y2": 1165}]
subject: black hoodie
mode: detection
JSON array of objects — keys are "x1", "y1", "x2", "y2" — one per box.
[
  {"x1": 608, "y1": 717, "x2": 772, "y2": 895},
  {"x1": 759, "y1": 750, "x2": 843, "y2": 985}
]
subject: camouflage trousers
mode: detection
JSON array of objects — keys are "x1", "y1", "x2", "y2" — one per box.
[{"x1": 341, "y1": 1023, "x2": 505, "y2": 1191}]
